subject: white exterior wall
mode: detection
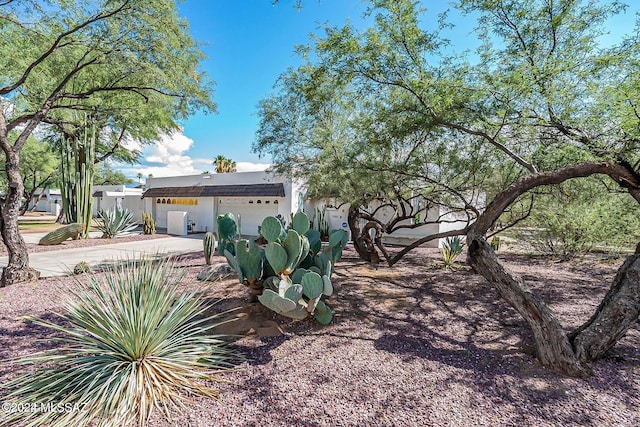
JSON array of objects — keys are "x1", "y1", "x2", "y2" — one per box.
[
  {"x1": 93, "y1": 185, "x2": 144, "y2": 222},
  {"x1": 27, "y1": 189, "x2": 62, "y2": 213},
  {"x1": 144, "y1": 172, "x2": 297, "y2": 234}
]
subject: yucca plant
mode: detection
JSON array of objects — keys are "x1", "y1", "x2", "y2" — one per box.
[
  {"x1": 441, "y1": 236, "x2": 465, "y2": 269},
  {"x1": 95, "y1": 206, "x2": 138, "y2": 238},
  {"x1": 0, "y1": 257, "x2": 238, "y2": 427}
]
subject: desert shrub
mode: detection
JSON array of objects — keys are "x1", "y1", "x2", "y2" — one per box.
[
  {"x1": 0, "y1": 257, "x2": 237, "y2": 427},
  {"x1": 520, "y1": 179, "x2": 640, "y2": 258},
  {"x1": 95, "y1": 206, "x2": 137, "y2": 238},
  {"x1": 441, "y1": 236, "x2": 464, "y2": 268},
  {"x1": 73, "y1": 261, "x2": 91, "y2": 275}
]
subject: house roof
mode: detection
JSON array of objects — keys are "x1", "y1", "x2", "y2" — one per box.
[{"x1": 142, "y1": 183, "x2": 286, "y2": 199}]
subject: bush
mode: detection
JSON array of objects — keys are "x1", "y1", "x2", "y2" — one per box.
[
  {"x1": 520, "y1": 180, "x2": 640, "y2": 258},
  {"x1": 0, "y1": 257, "x2": 237, "y2": 427},
  {"x1": 441, "y1": 236, "x2": 464, "y2": 268},
  {"x1": 95, "y1": 206, "x2": 138, "y2": 238},
  {"x1": 73, "y1": 261, "x2": 91, "y2": 275}
]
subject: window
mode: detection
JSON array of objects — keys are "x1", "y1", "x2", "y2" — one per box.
[
  {"x1": 257, "y1": 200, "x2": 262, "y2": 204},
  {"x1": 156, "y1": 199, "x2": 161, "y2": 204}
]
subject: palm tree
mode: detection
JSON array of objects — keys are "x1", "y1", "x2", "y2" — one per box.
[{"x1": 213, "y1": 155, "x2": 237, "y2": 173}]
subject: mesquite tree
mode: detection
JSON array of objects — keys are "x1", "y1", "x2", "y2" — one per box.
[
  {"x1": 255, "y1": 0, "x2": 640, "y2": 376},
  {"x1": 0, "y1": 0, "x2": 214, "y2": 285}
]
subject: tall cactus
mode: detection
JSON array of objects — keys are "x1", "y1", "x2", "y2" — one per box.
[
  {"x1": 142, "y1": 212, "x2": 156, "y2": 235},
  {"x1": 203, "y1": 231, "x2": 215, "y2": 265},
  {"x1": 60, "y1": 115, "x2": 95, "y2": 239}
]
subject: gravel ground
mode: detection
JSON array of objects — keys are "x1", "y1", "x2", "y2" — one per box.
[{"x1": 0, "y1": 247, "x2": 638, "y2": 426}]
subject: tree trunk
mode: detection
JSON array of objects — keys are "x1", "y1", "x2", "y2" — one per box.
[
  {"x1": 347, "y1": 206, "x2": 381, "y2": 263},
  {"x1": 569, "y1": 253, "x2": 640, "y2": 362},
  {"x1": 466, "y1": 160, "x2": 640, "y2": 376},
  {"x1": 1, "y1": 152, "x2": 36, "y2": 286},
  {"x1": 467, "y1": 232, "x2": 591, "y2": 376}
]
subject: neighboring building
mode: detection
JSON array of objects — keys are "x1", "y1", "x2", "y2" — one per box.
[
  {"x1": 92, "y1": 185, "x2": 144, "y2": 220},
  {"x1": 27, "y1": 188, "x2": 62, "y2": 214},
  {"x1": 142, "y1": 171, "x2": 306, "y2": 235}
]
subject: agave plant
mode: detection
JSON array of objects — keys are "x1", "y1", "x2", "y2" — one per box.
[
  {"x1": 95, "y1": 206, "x2": 138, "y2": 238},
  {"x1": 0, "y1": 257, "x2": 238, "y2": 427},
  {"x1": 441, "y1": 236, "x2": 465, "y2": 269}
]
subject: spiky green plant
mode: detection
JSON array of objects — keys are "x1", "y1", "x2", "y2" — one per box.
[
  {"x1": 73, "y1": 261, "x2": 91, "y2": 275},
  {"x1": 441, "y1": 236, "x2": 465, "y2": 269},
  {"x1": 141, "y1": 212, "x2": 156, "y2": 235},
  {"x1": 95, "y1": 206, "x2": 138, "y2": 239},
  {"x1": 0, "y1": 257, "x2": 237, "y2": 427}
]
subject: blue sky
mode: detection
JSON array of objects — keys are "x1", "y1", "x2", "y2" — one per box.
[{"x1": 120, "y1": 0, "x2": 639, "y2": 179}]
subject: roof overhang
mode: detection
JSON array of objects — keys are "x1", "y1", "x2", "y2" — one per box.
[{"x1": 142, "y1": 183, "x2": 286, "y2": 199}]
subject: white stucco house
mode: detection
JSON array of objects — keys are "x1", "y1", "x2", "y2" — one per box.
[
  {"x1": 92, "y1": 185, "x2": 144, "y2": 220},
  {"x1": 142, "y1": 171, "x2": 475, "y2": 246},
  {"x1": 26, "y1": 188, "x2": 62, "y2": 214},
  {"x1": 142, "y1": 171, "x2": 307, "y2": 235}
]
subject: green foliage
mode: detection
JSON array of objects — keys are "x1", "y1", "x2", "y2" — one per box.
[
  {"x1": 313, "y1": 207, "x2": 330, "y2": 239},
  {"x1": 223, "y1": 212, "x2": 347, "y2": 324},
  {"x1": 95, "y1": 207, "x2": 137, "y2": 239},
  {"x1": 142, "y1": 212, "x2": 156, "y2": 235},
  {"x1": 216, "y1": 213, "x2": 238, "y2": 255},
  {"x1": 254, "y1": 0, "x2": 640, "y2": 265},
  {"x1": 490, "y1": 236, "x2": 501, "y2": 252},
  {"x1": 441, "y1": 236, "x2": 465, "y2": 269},
  {"x1": 39, "y1": 223, "x2": 85, "y2": 245},
  {"x1": 203, "y1": 231, "x2": 216, "y2": 265},
  {"x1": 0, "y1": 257, "x2": 236, "y2": 427},
  {"x1": 93, "y1": 163, "x2": 135, "y2": 185},
  {"x1": 518, "y1": 180, "x2": 640, "y2": 258},
  {"x1": 213, "y1": 155, "x2": 237, "y2": 173},
  {"x1": 73, "y1": 261, "x2": 91, "y2": 275}
]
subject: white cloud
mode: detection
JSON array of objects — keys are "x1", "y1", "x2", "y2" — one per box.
[
  {"x1": 236, "y1": 162, "x2": 271, "y2": 172},
  {"x1": 114, "y1": 131, "x2": 272, "y2": 179}
]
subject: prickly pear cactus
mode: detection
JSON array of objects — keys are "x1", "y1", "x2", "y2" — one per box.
[
  {"x1": 203, "y1": 232, "x2": 216, "y2": 265},
  {"x1": 39, "y1": 223, "x2": 85, "y2": 245},
  {"x1": 142, "y1": 212, "x2": 156, "y2": 235},
  {"x1": 222, "y1": 211, "x2": 347, "y2": 325},
  {"x1": 234, "y1": 239, "x2": 264, "y2": 291},
  {"x1": 216, "y1": 213, "x2": 238, "y2": 255}
]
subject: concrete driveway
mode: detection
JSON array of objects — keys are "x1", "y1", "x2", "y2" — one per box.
[{"x1": 0, "y1": 232, "x2": 204, "y2": 278}]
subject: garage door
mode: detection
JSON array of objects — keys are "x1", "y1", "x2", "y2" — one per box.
[{"x1": 217, "y1": 198, "x2": 278, "y2": 237}]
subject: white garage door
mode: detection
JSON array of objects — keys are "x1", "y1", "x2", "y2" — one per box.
[{"x1": 217, "y1": 198, "x2": 278, "y2": 237}]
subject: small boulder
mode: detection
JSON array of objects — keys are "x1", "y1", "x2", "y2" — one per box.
[{"x1": 197, "y1": 263, "x2": 235, "y2": 282}]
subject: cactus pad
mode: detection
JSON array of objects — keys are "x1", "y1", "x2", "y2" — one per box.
[
  {"x1": 260, "y1": 216, "x2": 285, "y2": 242},
  {"x1": 301, "y1": 271, "x2": 323, "y2": 299},
  {"x1": 292, "y1": 211, "x2": 310, "y2": 234},
  {"x1": 265, "y1": 242, "x2": 288, "y2": 273},
  {"x1": 314, "y1": 300, "x2": 334, "y2": 325},
  {"x1": 258, "y1": 289, "x2": 297, "y2": 313}
]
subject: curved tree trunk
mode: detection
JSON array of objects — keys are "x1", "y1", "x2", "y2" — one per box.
[
  {"x1": 467, "y1": 232, "x2": 591, "y2": 376},
  {"x1": 348, "y1": 206, "x2": 381, "y2": 263},
  {"x1": 1, "y1": 151, "x2": 35, "y2": 286},
  {"x1": 569, "y1": 251, "x2": 640, "y2": 362},
  {"x1": 467, "y1": 160, "x2": 640, "y2": 376}
]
